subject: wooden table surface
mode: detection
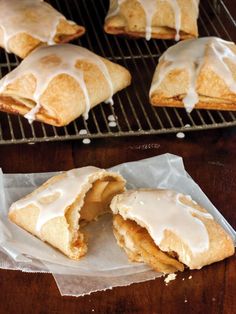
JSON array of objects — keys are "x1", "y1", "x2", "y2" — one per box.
[
  {"x1": 0, "y1": 127, "x2": 235, "y2": 314},
  {"x1": 0, "y1": 0, "x2": 236, "y2": 313}
]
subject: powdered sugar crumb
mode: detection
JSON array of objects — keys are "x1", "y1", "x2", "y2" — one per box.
[
  {"x1": 108, "y1": 114, "x2": 116, "y2": 122},
  {"x1": 164, "y1": 273, "x2": 177, "y2": 285},
  {"x1": 176, "y1": 132, "x2": 185, "y2": 139},
  {"x1": 108, "y1": 121, "x2": 117, "y2": 127},
  {"x1": 82, "y1": 138, "x2": 91, "y2": 145},
  {"x1": 79, "y1": 129, "x2": 88, "y2": 135}
]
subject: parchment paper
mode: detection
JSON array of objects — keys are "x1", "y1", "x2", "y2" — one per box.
[{"x1": 0, "y1": 153, "x2": 235, "y2": 296}]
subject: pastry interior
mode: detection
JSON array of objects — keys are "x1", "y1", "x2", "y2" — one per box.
[
  {"x1": 113, "y1": 214, "x2": 185, "y2": 273},
  {"x1": 65, "y1": 177, "x2": 126, "y2": 258},
  {"x1": 111, "y1": 189, "x2": 235, "y2": 273}
]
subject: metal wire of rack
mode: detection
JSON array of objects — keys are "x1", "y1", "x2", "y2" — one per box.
[{"x1": 0, "y1": 0, "x2": 235, "y2": 145}]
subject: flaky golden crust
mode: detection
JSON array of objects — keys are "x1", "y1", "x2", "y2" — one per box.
[
  {"x1": 0, "y1": 56, "x2": 131, "y2": 126},
  {"x1": 104, "y1": 27, "x2": 195, "y2": 40},
  {"x1": 151, "y1": 95, "x2": 236, "y2": 111},
  {"x1": 150, "y1": 43, "x2": 236, "y2": 111},
  {"x1": 8, "y1": 169, "x2": 126, "y2": 260},
  {"x1": 104, "y1": 0, "x2": 199, "y2": 39},
  {"x1": 0, "y1": 19, "x2": 85, "y2": 59},
  {"x1": 111, "y1": 190, "x2": 235, "y2": 272}
]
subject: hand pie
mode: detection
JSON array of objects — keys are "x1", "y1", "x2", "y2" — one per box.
[
  {"x1": 104, "y1": 0, "x2": 199, "y2": 41},
  {"x1": 150, "y1": 37, "x2": 236, "y2": 112},
  {"x1": 8, "y1": 167, "x2": 126, "y2": 260},
  {"x1": 0, "y1": 0, "x2": 85, "y2": 59},
  {"x1": 110, "y1": 189, "x2": 235, "y2": 273},
  {"x1": 0, "y1": 44, "x2": 131, "y2": 126}
]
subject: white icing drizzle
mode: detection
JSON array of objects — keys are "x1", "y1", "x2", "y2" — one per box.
[
  {"x1": 111, "y1": 189, "x2": 213, "y2": 255},
  {"x1": 0, "y1": 0, "x2": 73, "y2": 53},
  {"x1": 150, "y1": 37, "x2": 236, "y2": 112},
  {"x1": 0, "y1": 44, "x2": 114, "y2": 122},
  {"x1": 137, "y1": 0, "x2": 157, "y2": 41},
  {"x1": 166, "y1": 0, "x2": 181, "y2": 41},
  {"x1": 106, "y1": 0, "x2": 183, "y2": 41},
  {"x1": 9, "y1": 167, "x2": 107, "y2": 233}
]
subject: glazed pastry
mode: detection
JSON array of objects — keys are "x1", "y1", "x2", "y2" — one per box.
[
  {"x1": 0, "y1": 44, "x2": 131, "y2": 126},
  {"x1": 104, "y1": 0, "x2": 199, "y2": 41},
  {"x1": 111, "y1": 189, "x2": 235, "y2": 273},
  {"x1": 8, "y1": 166, "x2": 126, "y2": 260},
  {"x1": 0, "y1": 0, "x2": 85, "y2": 58},
  {"x1": 150, "y1": 37, "x2": 236, "y2": 112}
]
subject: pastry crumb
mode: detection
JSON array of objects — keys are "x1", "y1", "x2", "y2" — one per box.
[
  {"x1": 79, "y1": 129, "x2": 88, "y2": 135},
  {"x1": 108, "y1": 114, "x2": 116, "y2": 122},
  {"x1": 108, "y1": 121, "x2": 117, "y2": 127},
  {"x1": 176, "y1": 132, "x2": 185, "y2": 139},
  {"x1": 164, "y1": 273, "x2": 177, "y2": 285},
  {"x1": 182, "y1": 278, "x2": 185, "y2": 281},
  {"x1": 184, "y1": 299, "x2": 188, "y2": 303},
  {"x1": 188, "y1": 275, "x2": 192, "y2": 280},
  {"x1": 82, "y1": 138, "x2": 91, "y2": 145}
]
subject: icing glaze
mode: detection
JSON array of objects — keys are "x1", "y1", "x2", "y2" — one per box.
[
  {"x1": 166, "y1": 0, "x2": 181, "y2": 41},
  {"x1": 136, "y1": 0, "x2": 158, "y2": 41},
  {"x1": 0, "y1": 0, "x2": 74, "y2": 52},
  {"x1": 9, "y1": 166, "x2": 107, "y2": 233},
  {"x1": 106, "y1": 0, "x2": 192, "y2": 41},
  {"x1": 111, "y1": 189, "x2": 213, "y2": 255},
  {"x1": 0, "y1": 44, "x2": 114, "y2": 122},
  {"x1": 150, "y1": 37, "x2": 236, "y2": 112}
]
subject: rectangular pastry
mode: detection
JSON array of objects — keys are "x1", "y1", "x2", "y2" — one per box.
[
  {"x1": 104, "y1": 0, "x2": 199, "y2": 41},
  {"x1": 150, "y1": 37, "x2": 236, "y2": 112},
  {"x1": 110, "y1": 189, "x2": 235, "y2": 273},
  {"x1": 0, "y1": 44, "x2": 131, "y2": 126},
  {"x1": 0, "y1": 0, "x2": 85, "y2": 58},
  {"x1": 8, "y1": 166, "x2": 126, "y2": 260}
]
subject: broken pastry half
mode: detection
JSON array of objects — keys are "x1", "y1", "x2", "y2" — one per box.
[
  {"x1": 150, "y1": 37, "x2": 236, "y2": 112},
  {"x1": 0, "y1": 44, "x2": 131, "y2": 126},
  {"x1": 8, "y1": 166, "x2": 126, "y2": 260},
  {"x1": 0, "y1": 0, "x2": 85, "y2": 59},
  {"x1": 104, "y1": 0, "x2": 199, "y2": 41},
  {"x1": 110, "y1": 189, "x2": 235, "y2": 273}
]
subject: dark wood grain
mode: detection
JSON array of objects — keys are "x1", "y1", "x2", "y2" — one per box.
[
  {"x1": 0, "y1": 0, "x2": 236, "y2": 312},
  {"x1": 0, "y1": 127, "x2": 235, "y2": 314}
]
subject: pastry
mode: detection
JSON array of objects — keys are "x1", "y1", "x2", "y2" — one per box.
[
  {"x1": 0, "y1": 0, "x2": 85, "y2": 58},
  {"x1": 0, "y1": 44, "x2": 131, "y2": 126},
  {"x1": 104, "y1": 0, "x2": 199, "y2": 41},
  {"x1": 8, "y1": 166, "x2": 126, "y2": 260},
  {"x1": 111, "y1": 189, "x2": 235, "y2": 273},
  {"x1": 150, "y1": 37, "x2": 236, "y2": 112}
]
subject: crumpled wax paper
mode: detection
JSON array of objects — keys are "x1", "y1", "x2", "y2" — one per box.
[{"x1": 0, "y1": 153, "x2": 235, "y2": 296}]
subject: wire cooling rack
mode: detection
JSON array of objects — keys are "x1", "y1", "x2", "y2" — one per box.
[{"x1": 0, "y1": 0, "x2": 235, "y2": 144}]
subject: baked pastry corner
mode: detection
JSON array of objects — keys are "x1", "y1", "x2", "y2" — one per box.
[{"x1": 150, "y1": 37, "x2": 236, "y2": 112}]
